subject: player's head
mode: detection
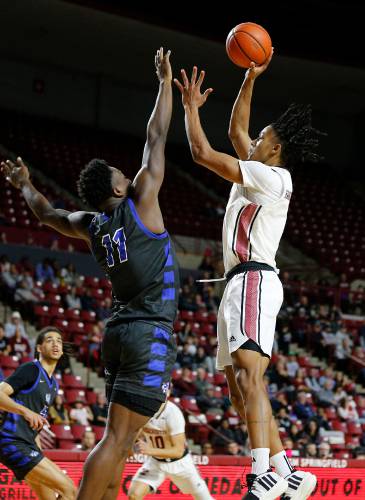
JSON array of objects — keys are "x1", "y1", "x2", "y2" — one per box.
[
  {"x1": 35, "y1": 326, "x2": 63, "y2": 362},
  {"x1": 77, "y1": 159, "x2": 131, "y2": 210},
  {"x1": 248, "y1": 104, "x2": 325, "y2": 168}
]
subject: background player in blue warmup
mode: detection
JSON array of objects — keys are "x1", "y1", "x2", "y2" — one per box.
[
  {"x1": 0, "y1": 326, "x2": 76, "y2": 499},
  {"x1": 1, "y1": 47, "x2": 179, "y2": 500}
]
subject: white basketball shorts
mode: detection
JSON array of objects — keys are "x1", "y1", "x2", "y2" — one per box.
[
  {"x1": 132, "y1": 453, "x2": 211, "y2": 497},
  {"x1": 216, "y1": 270, "x2": 283, "y2": 370}
]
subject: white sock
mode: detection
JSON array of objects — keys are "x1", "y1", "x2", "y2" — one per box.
[
  {"x1": 270, "y1": 450, "x2": 295, "y2": 477},
  {"x1": 251, "y1": 448, "x2": 270, "y2": 475}
]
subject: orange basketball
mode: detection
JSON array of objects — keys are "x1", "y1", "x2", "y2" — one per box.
[{"x1": 226, "y1": 22, "x2": 272, "y2": 68}]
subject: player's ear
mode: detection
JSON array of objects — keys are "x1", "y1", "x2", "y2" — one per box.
[
  {"x1": 272, "y1": 142, "x2": 282, "y2": 156},
  {"x1": 112, "y1": 186, "x2": 124, "y2": 198}
]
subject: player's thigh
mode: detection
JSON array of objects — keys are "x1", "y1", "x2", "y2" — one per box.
[
  {"x1": 128, "y1": 480, "x2": 154, "y2": 499},
  {"x1": 170, "y1": 462, "x2": 209, "y2": 496},
  {"x1": 169, "y1": 455, "x2": 210, "y2": 498},
  {"x1": 26, "y1": 480, "x2": 57, "y2": 500},
  {"x1": 130, "y1": 461, "x2": 165, "y2": 495},
  {"x1": 25, "y1": 456, "x2": 75, "y2": 495}
]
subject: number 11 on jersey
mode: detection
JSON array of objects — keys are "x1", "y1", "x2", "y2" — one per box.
[{"x1": 102, "y1": 227, "x2": 128, "y2": 267}]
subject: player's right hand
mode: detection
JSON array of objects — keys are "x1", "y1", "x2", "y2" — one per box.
[
  {"x1": 1, "y1": 157, "x2": 30, "y2": 189},
  {"x1": 245, "y1": 47, "x2": 274, "y2": 80},
  {"x1": 22, "y1": 408, "x2": 48, "y2": 431}
]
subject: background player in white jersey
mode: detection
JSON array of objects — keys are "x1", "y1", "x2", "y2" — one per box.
[
  {"x1": 128, "y1": 397, "x2": 213, "y2": 499},
  {"x1": 174, "y1": 55, "x2": 324, "y2": 500}
]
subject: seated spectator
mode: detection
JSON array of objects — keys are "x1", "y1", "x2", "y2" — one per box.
[
  {"x1": 60, "y1": 263, "x2": 78, "y2": 286},
  {"x1": 305, "y1": 368, "x2": 322, "y2": 393},
  {"x1": 305, "y1": 420, "x2": 320, "y2": 444},
  {"x1": 233, "y1": 422, "x2": 248, "y2": 448},
  {"x1": 49, "y1": 394, "x2": 70, "y2": 425},
  {"x1": 81, "y1": 430, "x2": 96, "y2": 452},
  {"x1": 70, "y1": 400, "x2": 93, "y2": 426},
  {"x1": 317, "y1": 380, "x2": 336, "y2": 407},
  {"x1": 173, "y1": 367, "x2": 197, "y2": 397},
  {"x1": 271, "y1": 392, "x2": 288, "y2": 413},
  {"x1": 226, "y1": 441, "x2": 242, "y2": 456},
  {"x1": 293, "y1": 392, "x2": 315, "y2": 420},
  {"x1": 35, "y1": 258, "x2": 55, "y2": 283},
  {"x1": 304, "y1": 443, "x2": 318, "y2": 458},
  {"x1": 315, "y1": 407, "x2": 331, "y2": 431},
  {"x1": 5, "y1": 311, "x2": 27, "y2": 338},
  {"x1": 194, "y1": 367, "x2": 208, "y2": 395},
  {"x1": 212, "y1": 419, "x2": 235, "y2": 447},
  {"x1": 176, "y1": 344, "x2": 195, "y2": 368},
  {"x1": 286, "y1": 355, "x2": 299, "y2": 378},
  {"x1": 9, "y1": 326, "x2": 31, "y2": 359},
  {"x1": 318, "y1": 441, "x2": 332, "y2": 459},
  {"x1": 92, "y1": 393, "x2": 108, "y2": 427},
  {"x1": 81, "y1": 289, "x2": 96, "y2": 311},
  {"x1": 338, "y1": 396, "x2": 359, "y2": 422},
  {"x1": 289, "y1": 423, "x2": 307, "y2": 447},
  {"x1": 333, "y1": 385, "x2": 347, "y2": 404},
  {"x1": 65, "y1": 286, "x2": 81, "y2": 310},
  {"x1": 196, "y1": 384, "x2": 224, "y2": 415},
  {"x1": 0, "y1": 323, "x2": 10, "y2": 355},
  {"x1": 277, "y1": 407, "x2": 291, "y2": 432},
  {"x1": 202, "y1": 442, "x2": 214, "y2": 456}
]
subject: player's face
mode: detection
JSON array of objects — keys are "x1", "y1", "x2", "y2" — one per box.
[
  {"x1": 110, "y1": 167, "x2": 131, "y2": 197},
  {"x1": 248, "y1": 125, "x2": 281, "y2": 164},
  {"x1": 38, "y1": 331, "x2": 63, "y2": 361}
]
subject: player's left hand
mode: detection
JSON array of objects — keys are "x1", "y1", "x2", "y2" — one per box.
[
  {"x1": 174, "y1": 66, "x2": 213, "y2": 109},
  {"x1": 155, "y1": 47, "x2": 172, "y2": 83},
  {"x1": 1, "y1": 157, "x2": 30, "y2": 189},
  {"x1": 134, "y1": 439, "x2": 152, "y2": 455}
]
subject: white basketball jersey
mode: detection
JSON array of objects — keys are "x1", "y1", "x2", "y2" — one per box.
[
  {"x1": 142, "y1": 401, "x2": 186, "y2": 452},
  {"x1": 223, "y1": 160, "x2": 292, "y2": 272}
]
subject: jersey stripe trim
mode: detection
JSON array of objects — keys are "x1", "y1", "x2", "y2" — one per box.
[
  {"x1": 231, "y1": 205, "x2": 245, "y2": 257},
  {"x1": 248, "y1": 206, "x2": 262, "y2": 260},
  {"x1": 127, "y1": 198, "x2": 168, "y2": 240},
  {"x1": 257, "y1": 271, "x2": 263, "y2": 346},
  {"x1": 244, "y1": 271, "x2": 260, "y2": 343},
  {"x1": 235, "y1": 203, "x2": 259, "y2": 262}
]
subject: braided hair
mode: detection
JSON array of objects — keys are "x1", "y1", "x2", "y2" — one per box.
[
  {"x1": 77, "y1": 158, "x2": 113, "y2": 208},
  {"x1": 272, "y1": 103, "x2": 326, "y2": 166}
]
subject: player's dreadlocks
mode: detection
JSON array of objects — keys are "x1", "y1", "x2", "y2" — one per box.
[
  {"x1": 77, "y1": 158, "x2": 113, "y2": 208},
  {"x1": 272, "y1": 103, "x2": 326, "y2": 167}
]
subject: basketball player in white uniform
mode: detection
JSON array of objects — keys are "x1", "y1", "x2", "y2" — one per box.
[
  {"x1": 175, "y1": 55, "x2": 323, "y2": 500},
  {"x1": 128, "y1": 399, "x2": 213, "y2": 499}
]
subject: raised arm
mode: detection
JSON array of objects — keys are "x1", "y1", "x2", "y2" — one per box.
[
  {"x1": 1, "y1": 158, "x2": 93, "y2": 241},
  {"x1": 174, "y1": 67, "x2": 242, "y2": 184},
  {"x1": 228, "y1": 50, "x2": 274, "y2": 160},
  {"x1": 132, "y1": 48, "x2": 172, "y2": 202}
]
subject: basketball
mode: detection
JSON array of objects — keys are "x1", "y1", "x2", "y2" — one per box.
[{"x1": 226, "y1": 22, "x2": 272, "y2": 68}]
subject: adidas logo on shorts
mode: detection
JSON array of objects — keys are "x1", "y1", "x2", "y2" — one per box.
[{"x1": 229, "y1": 335, "x2": 236, "y2": 342}]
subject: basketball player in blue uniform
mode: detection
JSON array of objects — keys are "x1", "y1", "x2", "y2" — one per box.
[
  {"x1": 1, "y1": 47, "x2": 179, "y2": 500},
  {"x1": 0, "y1": 326, "x2": 76, "y2": 499}
]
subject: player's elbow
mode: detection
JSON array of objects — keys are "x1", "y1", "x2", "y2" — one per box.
[{"x1": 190, "y1": 143, "x2": 209, "y2": 165}]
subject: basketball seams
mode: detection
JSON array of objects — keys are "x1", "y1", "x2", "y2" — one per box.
[
  {"x1": 228, "y1": 33, "x2": 251, "y2": 67},
  {"x1": 235, "y1": 29, "x2": 268, "y2": 59},
  {"x1": 233, "y1": 32, "x2": 265, "y2": 65}
]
